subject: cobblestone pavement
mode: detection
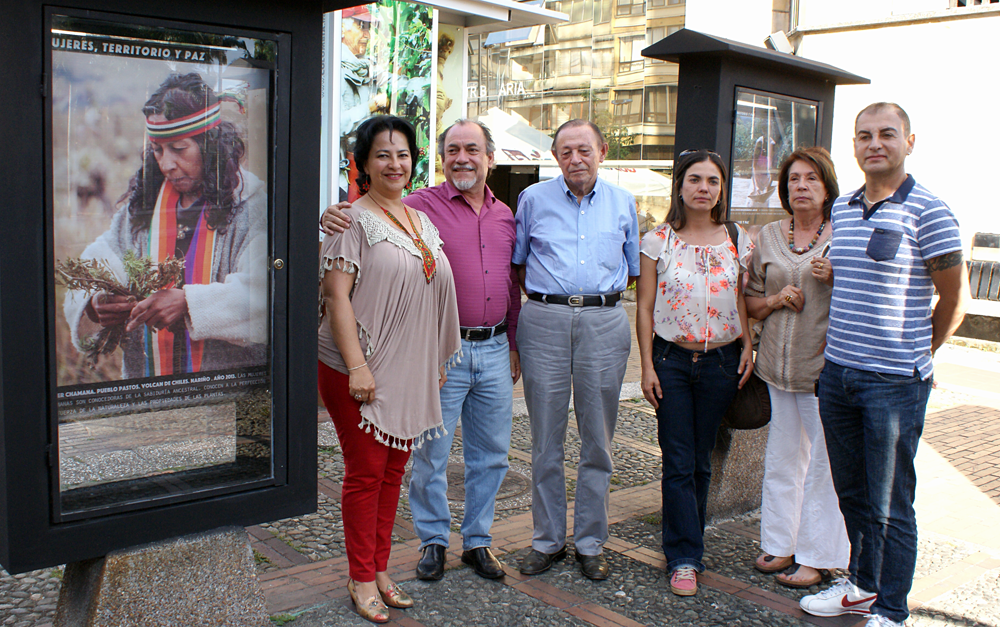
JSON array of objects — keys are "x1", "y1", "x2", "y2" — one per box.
[{"x1": 4, "y1": 343, "x2": 1000, "y2": 626}]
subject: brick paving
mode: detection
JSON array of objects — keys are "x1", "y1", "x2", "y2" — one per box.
[
  {"x1": 255, "y1": 342, "x2": 1000, "y2": 626},
  {"x1": 921, "y1": 404, "x2": 1000, "y2": 505}
]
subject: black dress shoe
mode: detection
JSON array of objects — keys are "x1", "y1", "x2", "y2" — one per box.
[
  {"x1": 462, "y1": 547, "x2": 505, "y2": 580},
  {"x1": 518, "y1": 546, "x2": 567, "y2": 575},
  {"x1": 416, "y1": 544, "x2": 446, "y2": 581},
  {"x1": 576, "y1": 551, "x2": 610, "y2": 580}
]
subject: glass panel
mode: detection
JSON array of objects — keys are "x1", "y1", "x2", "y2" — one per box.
[
  {"x1": 729, "y1": 88, "x2": 818, "y2": 228},
  {"x1": 338, "y1": 1, "x2": 434, "y2": 201},
  {"x1": 51, "y1": 14, "x2": 275, "y2": 516}
]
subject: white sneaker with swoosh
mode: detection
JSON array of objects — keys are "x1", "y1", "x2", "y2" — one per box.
[{"x1": 799, "y1": 578, "x2": 877, "y2": 617}]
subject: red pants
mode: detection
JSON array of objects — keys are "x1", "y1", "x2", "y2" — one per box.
[{"x1": 318, "y1": 361, "x2": 411, "y2": 581}]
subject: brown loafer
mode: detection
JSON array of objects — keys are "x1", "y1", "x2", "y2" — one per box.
[
  {"x1": 519, "y1": 546, "x2": 567, "y2": 575},
  {"x1": 576, "y1": 551, "x2": 610, "y2": 580}
]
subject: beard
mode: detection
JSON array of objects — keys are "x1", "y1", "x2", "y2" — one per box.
[{"x1": 451, "y1": 174, "x2": 479, "y2": 191}]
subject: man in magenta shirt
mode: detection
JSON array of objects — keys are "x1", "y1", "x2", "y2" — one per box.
[{"x1": 323, "y1": 119, "x2": 520, "y2": 582}]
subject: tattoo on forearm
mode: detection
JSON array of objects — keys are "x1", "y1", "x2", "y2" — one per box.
[{"x1": 926, "y1": 251, "x2": 963, "y2": 272}]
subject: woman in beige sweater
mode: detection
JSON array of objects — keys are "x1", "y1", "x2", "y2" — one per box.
[{"x1": 744, "y1": 147, "x2": 849, "y2": 589}]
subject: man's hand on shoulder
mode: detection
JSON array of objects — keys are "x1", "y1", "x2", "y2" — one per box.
[{"x1": 321, "y1": 201, "x2": 353, "y2": 235}]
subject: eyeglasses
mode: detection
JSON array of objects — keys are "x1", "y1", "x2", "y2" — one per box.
[{"x1": 678, "y1": 149, "x2": 721, "y2": 158}]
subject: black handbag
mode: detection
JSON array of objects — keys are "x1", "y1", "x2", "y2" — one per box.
[
  {"x1": 719, "y1": 220, "x2": 771, "y2": 430},
  {"x1": 721, "y1": 369, "x2": 771, "y2": 430}
]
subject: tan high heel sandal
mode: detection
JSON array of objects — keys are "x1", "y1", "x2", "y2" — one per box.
[{"x1": 348, "y1": 579, "x2": 390, "y2": 624}]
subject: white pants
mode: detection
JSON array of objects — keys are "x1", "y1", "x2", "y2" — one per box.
[{"x1": 760, "y1": 384, "x2": 849, "y2": 569}]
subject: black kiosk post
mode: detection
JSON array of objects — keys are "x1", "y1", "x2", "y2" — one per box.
[
  {"x1": 642, "y1": 28, "x2": 869, "y2": 229},
  {"x1": 0, "y1": 0, "x2": 354, "y2": 621},
  {"x1": 639, "y1": 29, "x2": 869, "y2": 521}
]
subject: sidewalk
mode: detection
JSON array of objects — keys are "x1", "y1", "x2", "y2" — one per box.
[
  {"x1": 254, "y1": 330, "x2": 1000, "y2": 627},
  {"x1": 3, "y1": 325, "x2": 999, "y2": 626}
]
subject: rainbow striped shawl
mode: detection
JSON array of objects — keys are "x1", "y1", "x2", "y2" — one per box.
[{"x1": 144, "y1": 180, "x2": 216, "y2": 376}]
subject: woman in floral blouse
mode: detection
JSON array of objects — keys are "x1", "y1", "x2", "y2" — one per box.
[{"x1": 636, "y1": 149, "x2": 754, "y2": 597}]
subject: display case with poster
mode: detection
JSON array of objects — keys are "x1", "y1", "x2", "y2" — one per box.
[
  {"x1": 51, "y1": 13, "x2": 277, "y2": 519},
  {"x1": 729, "y1": 88, "x2": 818, "y2": 230},
  {"x1": 0, "y1": 0, "x2": 323, "y2": 575}
]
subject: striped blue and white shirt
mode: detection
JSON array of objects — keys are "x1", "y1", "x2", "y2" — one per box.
[{"x1": 825, "y1": 175, "x2": 962, "y2": 378}]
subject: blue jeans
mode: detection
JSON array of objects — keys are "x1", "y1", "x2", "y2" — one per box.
[
  {"x1": 818, "y1": 361, "x2": 931, "y2": 624},
  {"x1": 652, "y1": 337, "x2": 741, "y2": 573},
  {"x1": 408, "y1": 335, "x2": 513, "y2": 550}
]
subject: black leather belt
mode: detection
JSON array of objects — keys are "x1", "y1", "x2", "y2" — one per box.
[
  {"x1": 460, "y1": 320, "x2": 508, "y2": 341},
  {"x1": 528, "y1": 292, "x2": 622, "y2": 307}
]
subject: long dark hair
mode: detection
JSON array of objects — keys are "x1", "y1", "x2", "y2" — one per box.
[
  {"x1": 120, "y1": 73, "x2": 245, "y2": 238},
  {"x1": 353, "y1": 115, "x2": 418, "y2": 191},
  {"x1": 666, "y1": 149, "x2": 729, "y2": 230}
]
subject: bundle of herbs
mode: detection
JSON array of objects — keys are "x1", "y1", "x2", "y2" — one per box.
[{"x1": 56, "y1": 251, "x2": 185, "y2": 364}]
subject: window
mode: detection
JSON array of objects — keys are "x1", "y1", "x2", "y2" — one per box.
[
  {"x1": 612, "y1": 89, "x2": 643, "y2": 124},
  {"x1": 562, "y1": 0, "x2": 589, "y2": 23},
  {"x1": 643, "y1": 85, "x2": 677, "y2": 124},
  {"x1": 650, "y1": 0, "x2": 665, "y2": 7},
  {"x1": 616, "y1": 0, "x2": 645, "y2": 17},
  {"x1": 593, "y1": 47, "x2": 613, "y2": 77},
  {"x1": 645, "y1": 26, "x2": 679, "y2": 64},
  {"x1": 618, "y1": 35, "x2": 645, "y2": 72},
  {"x1": 543, "y1": 49, "x2": 555, "y2": 78},
  {"x1": 558, "y1": 48, "x2": 591, "y2": 75},
  {"x1": 595, "y1": 0, "x2": 613, "y2": 23},
  {"x1": 468, "y1": 35, "x2": 481, "y2": 83}
]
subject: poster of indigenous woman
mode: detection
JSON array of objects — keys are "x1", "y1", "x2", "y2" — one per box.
[{"x1": 50, "y1": 15, "x2": 274, "y2": 511}]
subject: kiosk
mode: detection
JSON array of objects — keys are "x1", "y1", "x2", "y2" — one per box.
[
  {"x1": 643, "y1": 28, "x2": 868, "y2": 227},
  {"x1": 0, "y1": 0, "x2": 343, "y2": 575}
]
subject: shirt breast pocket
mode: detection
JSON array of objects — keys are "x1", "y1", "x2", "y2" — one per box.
[
  {"x1": 866, "y1": 228, "x2": 904, "y2": 262},
  {"x1": 598, "y1": 231, "x2": 626, "y2": 270}
]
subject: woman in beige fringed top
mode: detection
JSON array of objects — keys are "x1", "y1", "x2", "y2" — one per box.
[
  {"x1": 318, "y1": 115, "x2": 460, "y2": 623},
  {"x1": 744, "y1": 147, "x2": 849, "y2": 590}
]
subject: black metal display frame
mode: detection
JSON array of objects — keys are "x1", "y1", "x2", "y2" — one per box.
[
  {"x1": 642, "y1": 28, "x2": 870, "y2": 169},
  {"x1": 1, "y1": 0, "x2": 327, "y2": 574}
]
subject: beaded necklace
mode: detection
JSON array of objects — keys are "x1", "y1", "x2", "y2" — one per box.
[
  {"x1": 787, "y1": 218, "x2": 826, "y2": 254},
  {"x1": 378, "y1": 204, "x2": 436, "y2": 282}
]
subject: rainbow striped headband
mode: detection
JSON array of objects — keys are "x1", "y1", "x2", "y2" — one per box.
[{"x1": 146, "y1": 93, "x2": 246, "y2": 143}]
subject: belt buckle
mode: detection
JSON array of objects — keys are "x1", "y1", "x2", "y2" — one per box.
[
  {"x1": 468, "y1": 328, "x2": 487, "y2": 341},
  {"x1": 567, "y1": 295, "x2": 584, "y2": 307}
]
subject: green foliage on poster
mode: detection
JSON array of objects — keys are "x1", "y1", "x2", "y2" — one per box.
[{"x1": 371, "y1": 0, "x2": 433, "y2": 190}]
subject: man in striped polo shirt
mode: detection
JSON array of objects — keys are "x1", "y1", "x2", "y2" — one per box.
[{"x1": 798, "y1": 103, "x2": 970, "y2": 627}]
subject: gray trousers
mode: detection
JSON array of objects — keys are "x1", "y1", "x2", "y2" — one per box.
[{"x1": 517, "y1": 299, "x2": 631, "y2": 556}]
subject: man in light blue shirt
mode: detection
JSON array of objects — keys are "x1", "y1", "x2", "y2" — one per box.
[{"x1": 513, "y1": 119, "x2": 639, "y2": 581}]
